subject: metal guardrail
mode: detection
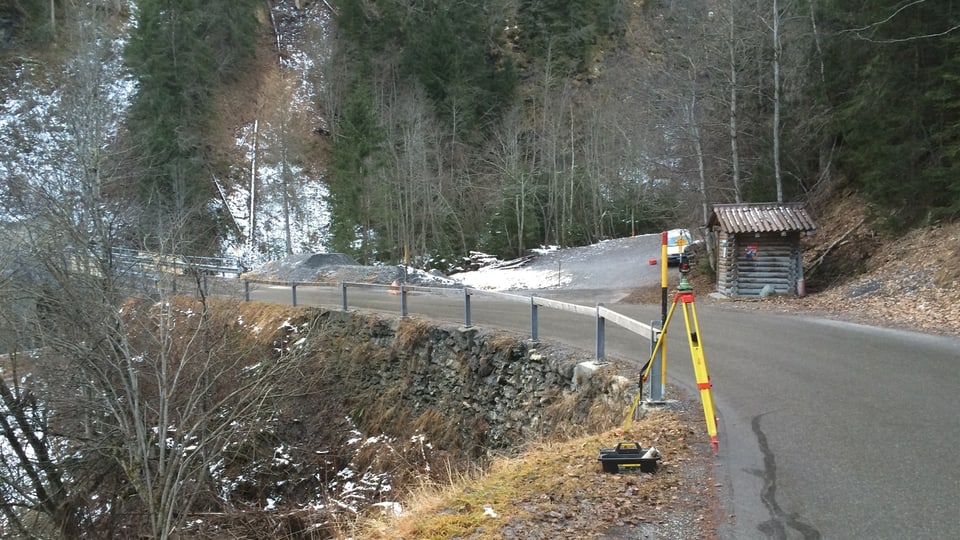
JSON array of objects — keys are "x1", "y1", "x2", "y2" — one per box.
[
  {"x1": 242, "y1": 279, "x2": 656, "y2": 365},
  {"x1": 110, "y1": 248, "x2": 244, "y2": 277},
  {"x1": 110, "y1": 253, "x2": 657, "y2": 370},
  {"x1": 110, "y1": 249, "x2": 658, "y2": 364}
]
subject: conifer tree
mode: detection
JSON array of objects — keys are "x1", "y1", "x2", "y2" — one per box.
[
  {"x1": 819, "y1": 0, "x2": 960, "y2": 223},
  {"x1": 327, "y1": 83, "x2": 385, "y2": 261},
  {"x1": 125, "y1": 0, "x2": 259, "y2": 252}
]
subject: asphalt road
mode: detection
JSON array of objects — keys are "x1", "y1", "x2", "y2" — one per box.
[{"x1": 238, "y1": 257, "x2": 960, "y2": 540}]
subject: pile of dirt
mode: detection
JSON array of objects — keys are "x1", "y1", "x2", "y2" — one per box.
[
  {"x1": 242, "y1": 253, "x2": 460, "y2": 287},
  {"x1": 242, "y1": 252, "x2": 395, "y2": 284},
  {"x1": 790, "y1": 220, "x2": 960, "y2": 336}
]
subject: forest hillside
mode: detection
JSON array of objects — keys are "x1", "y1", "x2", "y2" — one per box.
[
  {"x1": 3, "y1": 0, "x2": 958, "y2": 270},
  {"x1": 2, "y1": 3, "x2": 959, "y2": 538}
]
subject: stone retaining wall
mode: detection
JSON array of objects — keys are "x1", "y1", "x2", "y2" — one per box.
[{"x1": 317, "y1": 310, "x2": 634, "y2": 455}]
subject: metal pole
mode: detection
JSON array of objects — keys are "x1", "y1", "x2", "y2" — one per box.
[
  {"x1": 596, "y1": 303, "x2": 606, "y2": 363},
  {"x1": 661, "y1": 231, "x2": 669, "y2": 324},
  {"x1": 400, "y1": 283, "x2": 407, "y2": 317},
  {"x1": 291, "y1": 283, "x2": 297, "y2": 306},
  {"x1": 340, "y1": 282, "x2": 347, "y2": 311},
  {"x1": 464, "y1": 289, "x2": 472, "y2": 327},
  {"x1": 530, "y1": 298, "x2": 539, "y2": 341},
  {"x1": 243, "y1": 280, "x2": 250, "y2": 302},
  {"x1": 649, "y1": 320, "x2": 664, "y2": 401}
]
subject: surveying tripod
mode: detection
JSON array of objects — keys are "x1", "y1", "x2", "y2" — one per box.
[{"x1": 625, "y1": 271, "x2": 719, "y2": 453}]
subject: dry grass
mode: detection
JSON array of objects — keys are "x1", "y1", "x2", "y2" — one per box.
[
  {"x1": 140, "y1": 302, "x2": 715, "y2": 538},
  {"x1": 484, "y1": 331, "x2": 524, "y2": 352},
  {"x1": 396, "y1": 317, "x2": 432, "y2": 350},
  {"x1": 352, "y1": 408, "x2": 716, "y2": 540},
  {"x1": 541, "y1": 389, "x2": 618, "y2": 439}
]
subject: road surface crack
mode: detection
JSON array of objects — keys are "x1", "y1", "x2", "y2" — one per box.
[{"x1": 752, "y1": 413, "x2": 822, "y2": 539}]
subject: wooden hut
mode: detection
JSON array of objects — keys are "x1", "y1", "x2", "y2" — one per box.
[{"x1": 708, "y1": 203, "x2": 817, "y2": 297}]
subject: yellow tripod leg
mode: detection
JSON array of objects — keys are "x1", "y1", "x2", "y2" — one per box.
[
  {"x1": 678, "y1": 294, "x2": 719, "y2": 452},
  {"x1": 622, "y1": 297, "x2": 681, "y2": 431}
]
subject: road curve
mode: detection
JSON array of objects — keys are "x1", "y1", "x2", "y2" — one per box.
[
  {"x1": 610, "y1": 303, "x2": 960, "y2": 540},
  {"x1": 243, "y1": 280, "x2": 960, "y2": 540}
]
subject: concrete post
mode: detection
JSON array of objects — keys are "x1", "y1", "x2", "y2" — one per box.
[{"x1": 464, "y1": 289, "x2": 472, "y2": 327}]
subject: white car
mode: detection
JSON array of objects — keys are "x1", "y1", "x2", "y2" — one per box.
[{"x1": 666, "y1": 229, "x2": 693, "y2": 266}]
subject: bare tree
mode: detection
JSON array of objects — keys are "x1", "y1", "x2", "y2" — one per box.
[
  {"x1": 0, "y1": 4, "x2": 314, "y2": 539},
  {"x1": 721, "y1": 1, "x2": 745, "y2": 203},
  {"x1": 484, "y1": 105, "x2": 541, "y2": 256},
  {"x1": 256, "y1": 73, "x2": 321, "y2": 256},
  {"x1": 4, "y1": 172, "x2": 313, "y2": 540},
  {"x1": 380, "y1": 82, "x2": 454, "y2": 261},
  {"x1": 771, "y1": 0, "x2": 785, "y2": 203}
]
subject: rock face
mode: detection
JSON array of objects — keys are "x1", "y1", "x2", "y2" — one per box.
[{"x1": 317, "y1": 310, "x2": 633, "y2": 456}]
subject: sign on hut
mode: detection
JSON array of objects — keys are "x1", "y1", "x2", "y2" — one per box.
[{"x1": 709, "y1": 203, "x2": 817, "y2": 298}]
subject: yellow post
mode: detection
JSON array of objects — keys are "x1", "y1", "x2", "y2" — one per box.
[{"x1": 660, "y1": 232, "x2": 669, "y2": 395}]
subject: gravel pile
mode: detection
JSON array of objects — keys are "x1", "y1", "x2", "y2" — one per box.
[{"x1": 242, "y1": 252, "x2": 461, "y2": 287}]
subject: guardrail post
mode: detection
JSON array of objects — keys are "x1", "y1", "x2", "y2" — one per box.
[
  {"x1": 243, "y1": 280, "x2": 250, "y2": 302},
  {"x1": 530, "y1": 298, "x2": 539, "y2": 341},
  {"x1": 595, "y1": 303, "x2": 606, "y2": 363},
  {"x1": 340, "y1": 282, "x2": 348, "y2": 311},
  {"x1": 463, "y1": 289, "x2": 472, "y2": 327},
  {"x1": 400, "y1": 282, "x2": 408, "y2": 317},
  {"x1": 291, "y1": 283, "x2": 298, "y2": 306},
  {"x1": 649, "y1": 320, "x2": 664, "y2": 401}
]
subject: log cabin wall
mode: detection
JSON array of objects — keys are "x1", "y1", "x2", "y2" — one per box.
[
  {"x1": 709, "y1": 203, "x2": 816, "y2": 298},
  {"x1": 716, "y1": 231, "x2": 736, "y2": 296},
  {"x1": 722, "y1": 232, "x2": 802, "y2": 297}
]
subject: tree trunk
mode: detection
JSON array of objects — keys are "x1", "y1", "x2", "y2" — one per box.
[
  {"x1": 686, "y1": 97, "x2": 716, "y2": 271},
  {"x1": 249, "y1": 119, "x2": 259, "y2": 252},
  {"x1": 282, "y1": 160, "x2": 294, "y2": 255},
  {"x1": 728, "y1": 0, "x2": 742, "y2": 203},
  {"x1": 809, "y1": 0, "x2": 826, "y2": 85},
  {"x1": 772, "y1": 0, "x2": 784, "y2": 203}
]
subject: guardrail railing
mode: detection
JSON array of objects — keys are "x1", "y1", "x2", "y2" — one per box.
[
  {"x1": 241, "y1": 279, "x2": 657, "y2": 366},
  {"x1": 111, "y1": 248, "x2": 244, "y2": 277}
]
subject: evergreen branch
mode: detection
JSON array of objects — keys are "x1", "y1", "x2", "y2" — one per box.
[
  {"x1": 840, "y1": 0, "x2": 927, "y2": 34},
  {"x1": 841, "y1": 0, "x2": 960, "y2": 42},
  {"x1": 854, "y1": 23, "x2": 960, "y2": 43}
]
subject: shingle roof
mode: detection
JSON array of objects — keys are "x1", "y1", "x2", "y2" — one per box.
[{"x1": 709, "y1": 203, "x2": 817, "y2": 233}]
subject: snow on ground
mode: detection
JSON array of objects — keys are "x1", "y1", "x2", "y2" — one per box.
[
  {"x1": 448, "y1": 233, "x2": 665, "y2": 292},
  {"x1": 226, "y1": 1, "x2": 333, "y2": 264},
  {"x1": 243, "y1": 232, "x2": 669, "y2": 297},
  {"x1": 449, "y1": 262, "x2": 571, "y2": 291}
]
